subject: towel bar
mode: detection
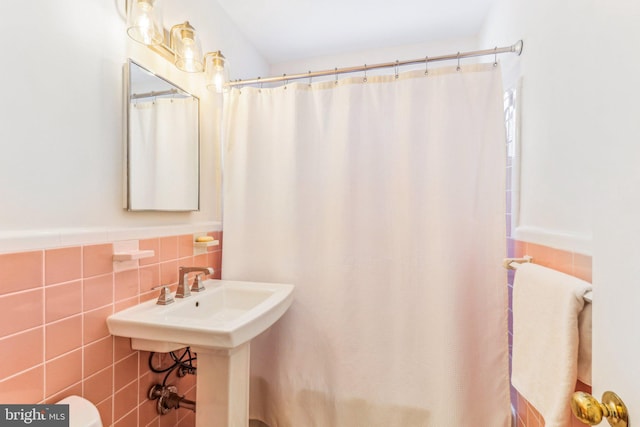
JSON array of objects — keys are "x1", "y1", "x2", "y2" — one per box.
[
  {"x1": 503, "y1": 255, "x2": 533, "y2": 270},
  {"x1": 503, "y1": 255, "x2": 593, "y2": 303}
]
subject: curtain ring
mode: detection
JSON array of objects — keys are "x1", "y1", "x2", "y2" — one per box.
[
  {"x1": 456, "y1": 52, "x2": 461, "y2": 71},
  {"x1": 335, "y1": 67, "x2": 339, "y2": 85},
  {"x1": 424, "y1": 56, "x2": 429, "y2": 75},
  {"x1": 493, "y1": 47, "x2": 498, "y2": 67},
  {"x1": 257, "y1": 77, "x2": 262, "y2": 93},
  {"x1": 363, "y1": 64, "x2": 368, "y2": 83},
  {"x1": 394, "y1": 60, "x2": 400, "y2": 79},
  {"x1": 283, "y1": 73, "x2": 288, "y2": 90},
  {"x1": 308, "y1": 71, "x2": 312, "y2": 87}
]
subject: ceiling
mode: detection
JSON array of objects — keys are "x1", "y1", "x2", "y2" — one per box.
[{"x1": 216, "y1": 0, "x2": 497, "y2": 64}]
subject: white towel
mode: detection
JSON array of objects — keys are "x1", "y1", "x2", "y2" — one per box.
[
  {"x1": 511, "y1": 263, "x2": 592, "y2": 427},
  {"x1": 577, "y1": 301, "x2": 592, "y2": 385}
]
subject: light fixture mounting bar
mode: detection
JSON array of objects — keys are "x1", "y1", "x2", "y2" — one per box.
[{"x1": 148, "y1": 28, "x2": 177, "y2": 64}]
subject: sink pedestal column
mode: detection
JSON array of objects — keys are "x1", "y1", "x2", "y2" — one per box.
[{"x1": 191, "y1": 343, "x2": 251, "y2": 427}]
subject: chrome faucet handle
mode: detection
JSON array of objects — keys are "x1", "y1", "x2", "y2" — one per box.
[
  {"x1": 153, "y1": 285, "x2": 174, "y2": 305},
  {"x1": 191, "y1": 273, "x2": 206, "y2": 292},
  {"x1": 193, "y1": 267, "x2": 214, "y2": 276}
]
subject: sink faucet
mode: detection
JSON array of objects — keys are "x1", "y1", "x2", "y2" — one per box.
[
  {"x1": 151, "y1": 285, "x2": 175, "y2": 305},
  {"x1": 176, "y1": 267, "x2": 214, "y2": 298}
]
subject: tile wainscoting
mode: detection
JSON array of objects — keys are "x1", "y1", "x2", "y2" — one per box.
[{"x1": 0, "y1": 230, "x2": 222, "y2": 427}]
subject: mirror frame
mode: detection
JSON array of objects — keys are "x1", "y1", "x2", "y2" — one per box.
[{"x1": 124, "y1": 59, "x2": 201, "y2": 212}]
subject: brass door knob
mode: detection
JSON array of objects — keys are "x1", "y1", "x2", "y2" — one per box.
[{"x1": 570, "y1": 391, "x2": 628, "y2": 427}]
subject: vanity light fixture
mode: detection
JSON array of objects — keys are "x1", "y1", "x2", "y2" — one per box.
[{"x1": 125, "y1": 0, "x2": 229, "y2": 92}]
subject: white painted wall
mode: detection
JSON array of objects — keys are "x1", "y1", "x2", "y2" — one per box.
[
  {"x1": 483, "y1": 0, "x2": 640, "y2": 412},
  {"x1": 480, "y1": 0, "x2": 601, "y2": 254},
  {"x1": 0, "y1": 0, "x2": 268, "y2": 245}
]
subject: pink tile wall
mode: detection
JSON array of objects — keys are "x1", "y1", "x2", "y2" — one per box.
[
  {"x1": 0, "y1": 231, "x2": 222, "y2": 427},
  {"x1": 508, "y1": 239, "x2": 592, "y2": 427}
]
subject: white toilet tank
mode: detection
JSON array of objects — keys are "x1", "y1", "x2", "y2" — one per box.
[{"x1": 56, "y1": 395, "x2": 103, "y2": 427}]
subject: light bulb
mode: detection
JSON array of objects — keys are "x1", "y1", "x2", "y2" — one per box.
[{"x1": 213, "y1": 71, "x2": 224, "y2": 93}]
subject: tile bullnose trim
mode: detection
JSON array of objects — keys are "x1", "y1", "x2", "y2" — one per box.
[
  {"x1": 0, "y1": 222, "x2": 222, "y2": 254},
  {"x1": 513, "y1": 225, "x2": 592, "y2": 256}
]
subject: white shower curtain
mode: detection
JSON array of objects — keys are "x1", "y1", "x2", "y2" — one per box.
[
  {"x1": 222, "y1": 64, "x2": 510, "y2": 427},
  {"x1": 129, "y1": 97, "x2": 199, "y2": 210}
]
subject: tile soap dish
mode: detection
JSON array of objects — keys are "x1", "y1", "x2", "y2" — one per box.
[
  {"x1": 113, "y1": 250, "x2": 155, "y2": 262},
  {"x1": 194, "y1": 236, "x2": 219, "y2": 248}
]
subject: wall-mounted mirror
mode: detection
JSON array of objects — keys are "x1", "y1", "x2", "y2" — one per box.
[{"x1": 125, "y1": 60, "x2": 200, "y2": 211}]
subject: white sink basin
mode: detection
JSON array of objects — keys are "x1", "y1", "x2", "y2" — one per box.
[{"x1": 107, "y1": 279, "x2": 294, "y2": 352}]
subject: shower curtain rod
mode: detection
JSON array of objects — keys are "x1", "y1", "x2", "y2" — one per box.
[
  {"x1": 227, "y1": 40, "x2": 523, "y2": 87},
  {"x1": 130, "y1": 89, "x2": 184, "y2": 100}
]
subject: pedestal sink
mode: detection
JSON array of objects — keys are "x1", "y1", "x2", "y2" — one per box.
[{"x1": 106, "y1": 279, "x2": 294, "y2": 427}]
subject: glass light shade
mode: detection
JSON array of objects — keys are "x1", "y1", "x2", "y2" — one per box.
[
  {"x1": 126, "y1": 0, "x2": 164, "y2": 45},
  {"x1": 205, "y1": 51, "x2": 229, "y2": 93},
  {"x1": 171, "y1": 22, "x2": 204, "y2": 73}
]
